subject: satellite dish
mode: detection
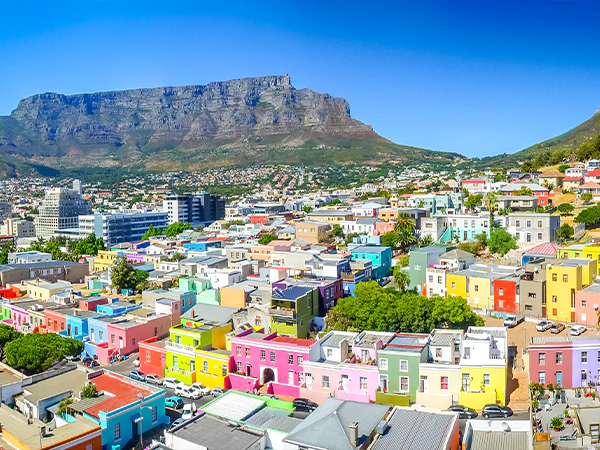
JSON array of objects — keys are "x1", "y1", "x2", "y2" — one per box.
[
  {"x1": 595, "y1": 304, "x2": 599, "y2": 310},
  {"x1": 502, "y1": 422, "x2": 511, "y2": 432}
]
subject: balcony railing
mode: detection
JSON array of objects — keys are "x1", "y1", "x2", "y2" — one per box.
[
  {"x1": 269, "y1": 308, "x2": 296, "y2": 319},
  {"x1": 165, "y1": 340, "x2": 196, "y2": 355}
]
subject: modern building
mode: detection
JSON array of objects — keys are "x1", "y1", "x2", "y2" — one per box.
[
  {"x1": 7, "y1": 250, "x2": 51, "y2": 265},
  {"x1": 1, "y1": 218, "x2": 35, "y2": 238},
  {"x1": 78, "y1": 211, "x2": 169, "y2": 246},
  {"x1": 35, "y1": 181, "x2": 92, "y2": 237},
  {"x1": 0, "y1": 200, "x2": 11, "y2": 222},
  {"x1": 163, "y1": 192, "x2": 225, "y2": 226}
]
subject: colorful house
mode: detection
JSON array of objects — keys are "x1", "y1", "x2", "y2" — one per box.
[
  {"x1": 350, "y1": 246, "x2": 393, "y2": 280},
  {"x1": 559, "y1": 244, "x2": 600, "y2": 275},
  {"x1": 529, "y1": 339, "x2": 573, "y2": 388},
  {"x1": 78, "y1": 295, "x2": 110, "y2": 312},
  {"x1": 92, "y1": 250, "x2": 122, "y2": 272},
  {"x1": 138, "y1": 336, "x2": 168, "y2": 377},
  {"x1": 500, "y1": 183, "x2": 550, "y2": 206},
  {"x1": 546, "y1": 260, "x2": 597, "y2": 322},
  {"x1": 407, "y1": 245, "x2": 454, "y2": 292},
  {"x1": 575, "y1": 281, "x2": 600, "y2": 327},
  {"x1": 269, "y1": 285, "x2": 319, "y2": 339}
]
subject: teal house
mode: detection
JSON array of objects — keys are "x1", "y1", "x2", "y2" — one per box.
[{"x1": 350, "y1": 245, "x2": 393, "y2": 280}]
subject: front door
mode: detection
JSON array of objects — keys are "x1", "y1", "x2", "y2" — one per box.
[
  {"x1": 571, "y1": 311, "x2": 576, "y2": 322},
  {"x1": 341, "y1": 374, "x2": 349, "y2": 391},
  {"x1": 246, "y1": 364, "x2": 251, "y2": 377},
  {"x1": 556, "y1": 371, "x2": 563, "y2": 386},
  {"x1": 462, "y1": 373, "x2": 470, "y2": 392},
  {"x1": 132, "y1": 421, "x2": 138, "y2": 439},
  {"x1": 305, "y1": 373, "x2": 312, "y2": 389},
  {"x1": 379, "y1": 375, "x2": 388, "y2": 392},
  {"x1": 67, "y1": 325, "x2": 71, "y2": 336},
  {"x1": 419, "y1": 376, "x2": 428, "y2": 393}
]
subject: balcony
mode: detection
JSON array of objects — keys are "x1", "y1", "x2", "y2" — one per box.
[
  {"x1": 269, "y1": 308, "x2": 296, "y2": 319},
  {"x1": 165, "y1": 340, "x2": 196, "y2": 356}
]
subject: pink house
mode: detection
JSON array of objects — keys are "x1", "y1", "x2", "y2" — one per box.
[
  {"x1": 125, "y1": 252, "x2": 145, "y2": 264},
  {"x1": 228, "y1": 329, "x2": 318, "y2": 397},
  {"x1": 374, "y1": 221, "x2": 395, "y2": 236},
  {"x1": 575, "y1": 284, "x2": 600, "y2": 327}
]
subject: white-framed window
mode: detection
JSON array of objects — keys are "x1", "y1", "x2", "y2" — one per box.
[
  {"x1": 298, "y1": 355, "x2": 304, "y2": 365},
  {"x1": 270, "y1": 351, "x2": 276, "y2": 362},
  {"x1": 288, "y1": 354, "x2": 294, "y2": 365},
  {"x1": 399, "y1": 376, "x2": 409, "y2": 392},
  {"x1": 379, "y1": 358, "x2": 388, "y2": 370},
  {"x1": 203, "y1": 360, "x2": 208, "y2": 372},
  {"x1": 539, "y1": 371, "x2": 546, "y2": 384},
  {"x1": 360, "y1": 377, "x2": 368, "y2": 390},
  {"x1": 537, "y1": 232, "x2": 543, "y2": 241},
  {"x1": 483, "y1": 373, "x2": 490, "y2": 386},
  {"x1": 323, "y1": 375, "x2": 330, "y2": 388},
  {"x1": 237, "y1": 361, "x2": 242, "y2": 372},
  {"x1": 260, "y1": 350, "x2": 266, "y2": 361},
  {"x1": 400, "y1": 360, "x2": 408, "y2": 371},
  {"x1": 582, "y1": 351, "x2": 588, "y2": 363}
]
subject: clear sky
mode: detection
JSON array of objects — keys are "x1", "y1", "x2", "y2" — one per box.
[{"x1": 1, "y1": 0, "x2": 599, "y2": 157}]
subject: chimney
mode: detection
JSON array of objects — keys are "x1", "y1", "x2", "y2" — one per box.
[{"x1": 349, "y1": 422, "x2": 359, "y2": 446}]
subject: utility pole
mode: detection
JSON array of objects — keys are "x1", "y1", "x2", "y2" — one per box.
[{"x1": 137, "y1": 393, "x2": 144, "y2": 449}]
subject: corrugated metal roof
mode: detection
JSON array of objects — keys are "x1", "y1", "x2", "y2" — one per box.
[
  {"x1": 470, "y1": 429, "x2": 530, "y2": 450},
  {"x1": 202, "y1": 391, "x2": 265, "y2": 421}
]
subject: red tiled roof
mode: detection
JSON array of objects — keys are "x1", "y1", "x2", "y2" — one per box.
[
  {"x1": 207, "y1": 237, "x2": 227, "y2": 241},
  {"x1": 563, "y1": 177, "x2": 583, "y2": 181},
  {"x1": 462, "y1": 180, "x2": 485, "y2": 184},
  {"x1": 525, "y1": 242, "x2": 559, "y2": 256},
  {"x1": 85, "y1": 372, "x2": 153, "y2": 418},
  {"x1": 580, "y1": 181, "x2": 600, "y2": 188},
  {"x1": 272, "y1": 336, "x2": 316, "y2": 347},
  {"x1": 586, "y1": 169, "x2": 600, "y2": 177}
]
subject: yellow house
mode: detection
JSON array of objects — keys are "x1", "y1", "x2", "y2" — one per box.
[
  {"x1": 195, "y1": 347, "x2": 231, "y2": 389},
  {"x1": 467, "y1": 274, "x2": 494, "y2": 310},
  {"x1": 93, "y1": 250, "x2": 121, "y2": 272},
  {"x1": 546, "y1": 260, "x2": 596, "y2": 322},
  {"x1": 446, "y1": 272, "x2": 468, "y2": 299},
  {"x1": 26, "y1": 280, "x2": 72, "y2": 301},
  {"x1": 558, "y1": 245, "x2": 600, "y2": 275},
  {"x1": 458, "y1": 326, "x2": 508, "y2": 410}
]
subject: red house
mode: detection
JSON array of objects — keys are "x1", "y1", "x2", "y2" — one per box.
[
  {"x1": 249, "y1": 214, "x2": 270, "y2": 225},
  {"x1": 45, "y1": 308, "x2": 67, "y2": 333},
  {"x1": 79, "y1": 296, "x2": 110, "y2": 311},
  {"x1": 138, "y1": 336, "x2": 167, "y2": 377},
  {"x1": 493, "y1": 278, "x2": 519, "y2": 313},
  {"x1": 0, "y1": 286, "x2": 22, "y2": 299},
  {"x1": 529, "y1": 340, "x2": 573, "y2": 387},
  {"x1": 500, "y1": 184, "x2": 550, "y2": 206}
]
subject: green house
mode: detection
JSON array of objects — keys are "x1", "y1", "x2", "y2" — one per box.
[
  {"x1": 269, "y1": 285, "x2": 319, "y2": 339},
  {"x1": 407, "y1": 245, "x2": 454, "y2": 291},
  {"x1": 178, "y1": 276, "x2": 221, "y2": 305},
  {"x1": 376, "y1": 333, "x2": 430, "y2": 403}
]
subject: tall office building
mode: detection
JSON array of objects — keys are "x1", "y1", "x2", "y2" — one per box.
[
  {"x1": 78, "y1": 211, "x2": 169, "y2": 246},
  {"x1": 163, "y1": 192, "x2": 225, "y2": 226},
  {"x1": 35, "y1": 180, "x2": 92, "y2": 237},
  {"x1": 0, "y1": 200, "x2": 11, "y2": 222}
]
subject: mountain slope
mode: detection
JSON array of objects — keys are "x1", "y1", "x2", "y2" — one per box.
[{"x1": 0, "y1": 75, "x2": 463, "y2": 175}]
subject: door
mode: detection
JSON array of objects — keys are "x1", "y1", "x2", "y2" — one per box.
[
  {"x1": 556, "y1": 371, "x2": 563, "y2": 386},
  {"x1": 542, "y1": 306, "x2": 547, "y2": 318},
  {"x1": 132, "y1": 420, "x2": 138, "y2": 439},
  {"x1": 379, "y1": 375, "x2": 388, "y2": 392},
  {"x1": 462, "y1": 373, "x2": 470, "y2": 392},
  {"x1": 119, "y1": 337, "x2": 124, "y2": 349},
  {"x1": 288, "y1": 370, "x2": 294, "y2": 385},
  {"x1": 305, "y1": 373, "x2": 312, "y2": 389},
  {"x1": 67, "y1": 325, "x2": 71, "y2": 336},
  {"x1": 246, "y1": 363, "x2": 251, "y2": 377},
  {"x1": 419, "y1": 376, "x2": 428, "y2": 393},
  {"x1": 571, "y1": 312, "x2": 576, "y2": 322},
  {"x1": 341, "y1": 374, "x2": 349, "y2": 391}
]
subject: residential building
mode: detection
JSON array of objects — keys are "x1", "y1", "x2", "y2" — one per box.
[
  {"x1": 163, "y1": 192, "x2": 225, "y2": 226},
  {"x1": 1, "y1": 218, "x2": 35, "y2": 238},
  {"x1": 294, "y1": 220, "x2": 332, "y2": 245},
  {"x1": 307, "y1": 209, "x2": 354, "y2": 223},
  {"x1": 444, "y1": 214, "x2": 491, "y2": 242},
  {"x1": 35, "y1": 181, "x2": 92, "y2": 237},
  {"x1": 521, "y1": 242, "x2": 560, "y2": 266},
  {"x1": 464, "y1": 420, "x2": 533, "y2": 450},
  {"x1": 563, "y1": 176, "x2": 583, "y2": 191},
  {"x1": 78, "y1": 211, "x2": 169, "y2": 246},
  {"x1": 341, "y1": 259, "x2": 373, "y2": 296},
  {"x1": 138, "y1": 336, "x2": 167, "y2": 377},
  {"x1": 419, "y1": 216, "x2": 449, "y2": 243},
  {"x1": 459, "y1": 327, "x2": 508, "y2": 409},
  {"x1": 92, "y1": 250, "x2": 122, "y2": 272},
  {"x1": 350, "y1": 245, "x2": 392, "y2": 281},
  {"x1": 407, "y1": 245, "x2": 454, "y2": 292},
  {"x1": 270, "y1": 285, "x2": 319, "y2": 339},
  {"x1": 7, "y1": 251, "x2": 51, "y2": 265},
  {"x1": 546, "y1": 259, "x2": 597, "y2": 322},
  {"x1": 495, "y1": 195, "x2": 538, "y2": 211},
  {"x1": 501, "y1": 212, "x2": 560, "y2": 243},
  {"x1": 575, "y1": 280, "x2": 600, "y2": 327},
  {"x1": 519, "y1": 258, "x2": 554, "y2": 318},
  {"x1": 141, "y1": 289, "x2": 197, "y2": 313},
  {"x1": 538, "y1": 169, "x2": 564, "y2": 188},
  {"x1": 0, "y1": 261, "x2": 89, "y2": 285},
  {"x1": 499, "y1": 183, "x2": 550, "y2": 206},
  {"x1": 461, "y1": 179, "x2": 489, "y2": 194}
]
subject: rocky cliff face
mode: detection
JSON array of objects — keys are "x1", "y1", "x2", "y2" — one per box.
[{"x1": 0, "y1": 75, "x2": 458, "y2": 173}]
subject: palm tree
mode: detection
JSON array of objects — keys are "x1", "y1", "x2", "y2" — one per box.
[
  {"x1": 395, "y1": 213, "x2": 416, "y2": 234},
  {"x1": 397, "y1": 229, "x2": 417, "y2": 250},
  {"x1": 483, "y1": 192, "x2": 498, "y2": 229},
  {"x1": 57, "y1": 398, "x2": 74, "y2": 416},
  {"x1": 419, "y1": 235, "x2": 434, "y2": 247},
  {"x1": 393, "y1": 266, "x2": 410, "y2": 291}
]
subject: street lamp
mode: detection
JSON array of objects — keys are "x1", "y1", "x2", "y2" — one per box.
[{"x1": 137, "y1": 393, "x2": 144, "y2": 449}]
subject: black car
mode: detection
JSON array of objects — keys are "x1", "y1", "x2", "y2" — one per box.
[
  {"x1": 447, "y1": 405, "x2": 478, "y2": 419},
  {"x1": 293, "y1": 398, "x2": 318, "y2": 412},
  {"x1": 482, "y1": 404, "x2": 513, "y2": 419}
]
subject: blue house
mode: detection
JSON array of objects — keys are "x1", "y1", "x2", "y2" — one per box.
[
  {"x1": 183, "y1": 241, "x2": 223, "y2": 252},
  {"x1": 96, "y1": 301, "x2": 141, "y2": 316},
  {"x1": 342, "y1": 259, "x2": 373, "y2": 296},
  {"x1": 85, "y1": 315, "x2": 127, "y2": 357},
  {"x1": 57, "y1": 309, "x2": 100, "y2": 341},
  {"x1": 350, "y1": 245, "x2": 392, "y2": 280}
]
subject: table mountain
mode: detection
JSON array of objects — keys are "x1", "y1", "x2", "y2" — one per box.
[{"x1": 0, "y1": 75, "x2": 462, "y2": 176}]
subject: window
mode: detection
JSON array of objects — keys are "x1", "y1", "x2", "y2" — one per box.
[
  {"x1": 441, "y1": 376, "x2": 449, "y2": 390},
  {"x1": 360, "y1": 377, "x2": 368, "y2": 390},
  {"x1": 323, "y1": 375, "x2": 330, "y2": 388},
  {"x1": 525, "y1": 305, "x2": 533, "y2": 311},
  {"x1": 237, "y1": 361, "x2": 242, "y2": 372},
  {"x1": 193, "y1": 339, "x2": 199, "y2": 347},
  {"x1": 326, "y1": 349, "x2": 333, "y2": 357},
  {"x1": 146, "y1": 351, "x2": 151, "y2": 362},
  {"x1": 528, "y1": 292, "x2": 536, "y2": 298},
  {"x1": 222, "y1": 364, "x2": 227, "y2": 376},
  {"x1": 297, "y1": 355, "x2": 304, "y2": 365},
  {"x1": 563, "y1": 274, "x2": 568, "y2": 283},
  {"x1": 246, "y1": 348, "x2": 250, "y2": 357},
  {"x1": 132, "y1": 337, "x2": 136, "y2": 345},
  {"x1": 582, "y1": 351, "x2": 588, "y2": 363},
  {"x1": 270, "y1": 351, "x2": 276, "y2": 362},
  {"x1": 474, "y1": 285, "x2": 479, "y2": 292},
  {"x1": 582, "y1": 369, "x2": 588, "y2": 384},
  {"x1": 499, "y1": 288, "x2": 504, "y2": 295},
  {"x1": 538, "y1": 353, "x2": 546, "y2": 365},
  {"x1": 399, "y1": 376, "x2": 409, "y2": 392},
  {"x1": 114, "y1": 423, "x2": 120, "y2": 440},
  {"x1": 400, "y1": 360, "x2": 408, "y2": 371},
  {"x1": 552, "y1": 273, "x2": 557, "y2": 282},
  {"x1": 289, "y1": 354, "x2": 294, "y2": 365},
  {"x1": 175, "y1": 335, "x2": 181, "y2": 344},
  {"x1": 203, "y1": 360, "x2": 208, "y2": 372},
  {"x1": 438, "y1": 276, "x2": 442, "y2": 283},
  {"x1": 556, "y1": 352, "x2": 563, "y2": 364},
  {"x1": 255, "y1": 317, "x2": 262, "y2": 326},
  {"x1": 236, "y1": 346, "x2": 241, "y2": 356},
  {"x1": 537, "y1": 233, "x2": 543, "y2": 241},
  {"x1": 582, "y1": 300, "x2": 587, "y2": 308},
  {"x1": 451, "y1": 282, "x2": 456, "y2": 289},
  {"x1": 429, "y1": 275, "x2": 433, "y2": 283},
  {"x1": 435, "y1": 348, "x2": 442, "y2": 358},
  {"x1": 260, "y1": 350, "x2": 266, "y2": 361},
  {"x1": 539, "y1": 371, "x2": 546, "y2": 384},
  {"x1": 515, "y1": 220, "x2": 521, "y2": 227},
  {"x1": 483, "y1": 373, "x2": 490, "y2": 386},
  {"x1": 379, "y1": 358, "x2": 388, "y2": 370},
  {"x1": 552, "y1": 295, "x2": 557, "y2": 303},
  {"x1": 173, "y1": 356, "x2": 178, "y2": 368},
  {"x1": 152, "y1": 406, "x2": 157, "y2": 422},
  {"x1": 190, "y1": 361, "x2": 195, "y2": 372}
]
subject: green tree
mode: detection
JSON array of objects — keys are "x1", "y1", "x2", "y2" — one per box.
[
  {"x1": 514, "y1": 186, "x2": 533, "y2": 196},
  {"x1": 575, "y1": 205, "x2": 600, "y2": 228},
  {"x1": 381, "y1": 231, "x2": 400, "y2": 248},
  {"x1": 395, "y1": 213, "x2": 416, "y2": 234},
  {"x1": 110, "y1": 257, "x2": 137, "y2": 293},
  {"x1": 487, "y1": 229, "x2": 517, "y2": 256},
  {"x1": 0, "y1": 247, "x2": 9, "y2": 264},
  {"x1": 393, "y1": 266, "x2": 410, "y2": 290},
  {"x1": 141, "y1": 224, "x2": 163, "y2": 240},
  {"x1": 464, "y1": 194, "x2": 483, "y2": 211},
  {"x1": 520, "y1": 161, "x2": 534, "y2": 173},
  {"x1": 81, "y1": 383, "x2": 97, "y2": 399},
  {"x1": 483, "y1": 192, "x2": 498, "y2": 228},
  {"x1": 332, "y1": 224, "x2": 344, "y2": 238},
  {"x1": 223, "y1": 220, "x2": 245, "y2": 229},
  {"x1": 164, "y1": 222, "x2": 192, "y2": 237},
  {"x1": 557, "y1": 203, "x2": 575, "y2": 216},
  {"x1": 5, "y1": 333, "x2": 84, "y2": 374},
  {"x1": 558, "y1": 164, "x2": 570, "y2": 173},
  {"x1": 419, "y1": 235, "x2": 435, "y2": 247},
  {"x1": 555, "y1": 223, "x2": 574, "y2": 243},
  {"x1": 134, "y1": 270, "x2": 150, "y2": 292},
  {"x1": 57, "y1": 398, "x2": 74, "y2": 416},
  {"x1": 582, "y1": 191, "x2": 594, "y2": 205},
  {"x1": 0, "y1": 325, "x2": 21, "y2": 360},
  {"x1": 258, "y1": 234, "x2": 277, "y2": 245},
  {"x1": 302, "y1": 205, "x2": 313, "y2": 213}
]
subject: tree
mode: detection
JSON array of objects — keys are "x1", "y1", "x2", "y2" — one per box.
[
  {"x1": 395, "y1": 213, "x2": 416, "y2": 234},
  {"x1": 134, "y1": 270, "x2": 150, "y2": 292},
  {"x1": 393, "y1": 266, "x2": 410, "y2": 290},
  {"x1": 0, "y1": 325, "x2": 21, "y2": 360},
  {"x1": 555, "y1": 223, "x2": 574, "y2": 243},
  {"x1": 520, "y1": 161, "x2": 534, "y2": 173},
  {"x1": 483, "y1": 192, "x2": 498, "y2": 226},
  {"x1": 419, "y1": 235, "x2": 435, "y2": 247},
  {"x1": 575, "y1": 205, "x2": 600, "y2": 228},
  {"x1": 57, "y1": 398, "x2": 74, "y2": 416},
  {"x1": 493, "y1": 173, "x2": 509, "y2": 183},
  {"x1": 582, "y1": 191, "x2": 594, "y2": 205},
  {"x1": 557, "y1": 203, "x2": 575, "y2": 216},
  {"x1": 141, "y1": 224, "x2": 163, "y2": 240},
  {"x1": 514, "y1": 186, "x2": 533, "y2": 196},
  {"x1": 487, "y1": 229, "x2": 517, "y2": 256},
  {"x1": 5, "y1": 333, "x2": 84, "y2": 374},
  {"x1": 258, "y1": 234, "x2": 277, "y2": 245},
  {"x1": 381, "y1": 231, "x2": 400, "y2": 248},
  {"x1": 464, "y1": 194, "x2": 483, "y2": 211},
  {"x1": 332, "y1": 224, "x2": 344, "y2": 238},
  {"x1": 72, "y1": 233, "x2": 105, "y2": 256},
  {"x1": 81, "y1": 383, "x2": 97, "y2": 399},
  {"x1": 0, "y1": 247, "x2": 9, "y2": 264},
  {"x1": 110, "y1": 257, "x2": 137, "y2": 293},
  {"x1": 558, "y1": 164, "x2": 570, "y2": 173},
  {"x1": 302, "y1": 205, "x2": 313, "y2": 213},
  {"x1": 164, "y1": 222, "x2": 192, "y2": 237},
  {"x1": 396, "y1": 229, "x2": 417, "y2": 250}
]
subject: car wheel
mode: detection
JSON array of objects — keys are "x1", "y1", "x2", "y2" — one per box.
[
  {"x1": 483, "y1": 414, "x2": 489, "y2": 419},
  {"x1": 503, "y1": 413, "x2": 508, "y2": 418}
]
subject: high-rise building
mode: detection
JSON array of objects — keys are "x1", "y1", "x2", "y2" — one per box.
[
  {"x1": 0, "y1": 200, "x2": 11, "y2": 222},
  {"x1": 163, "y1": 192, "x2": 225, "y2": 226},
  {"x1": 78, "y1": 211, "x2": 169, "y2": 246},
  {"x1": 35, "y1": 181, "x2": 92, "y2": 237}
]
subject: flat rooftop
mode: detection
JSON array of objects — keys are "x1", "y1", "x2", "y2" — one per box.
[{"x1": 23, "y1": 369, "x2": 87, "y2": 405}]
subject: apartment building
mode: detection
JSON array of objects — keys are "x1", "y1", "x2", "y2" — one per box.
[
  {"x1": 501, "y1": 213, "x2": 560, "y2": 244},
  {"x1": 78, "y1": 211, "x2": 169, "y2": 246},
  {"x1": 163, "y1": 192, "x2": 225, "y2": 226},
  {"x1": 35, "y1": 181, "x2": 92, "y2": 237}
]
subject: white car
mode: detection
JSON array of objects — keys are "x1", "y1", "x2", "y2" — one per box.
[
  {"x1": 175, "y1": 385, "x2": 202, "y2": 400},
  {"x1": 191, "y1": 382, "x2": 211, "y2": 396},
  {"x1": 536, "y1": 320, "x2": 553, "y2": 332},
  {"x1": 163, "y1": 378, "x2": 184, "y2": 389},
  {"x1": 181, "y1": 403, "x2": 196, "y2": 421},
  {"x1": 145, "y1": 374, "x2": 163, "y2": 385},
  {"x1": 132, "y1": 357, "x2": 140, "y2": 367},
  {"x1": 571, "y1": 325, "x2": 587, "y2": 336}
]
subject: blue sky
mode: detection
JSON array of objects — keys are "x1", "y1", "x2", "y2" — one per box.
[{"x1": 0, "y1": 0, "x2": 599, "y2": 157}]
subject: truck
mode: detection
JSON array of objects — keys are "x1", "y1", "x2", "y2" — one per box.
[{"x1": 503, "y1": 314, "x2": 525, "y2": 328}]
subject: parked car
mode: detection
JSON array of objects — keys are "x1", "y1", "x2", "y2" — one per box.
[
  {"x1": 163, "y1": 378, "x2": 185, "y2": 389},
  {"x1": 169, "y1": 418, "x2": 185, "y2": 430},
  {"x1": 175, "y1": 385, "x2": 202, "y2": 400},
  {"x1": 262, "y1": 394, "x2": 279, "y2": 400},
  {"x1": 129, "y1": 370, "x2": 146, "y2": 381},
  {"x1": 536, "y1": 320, "x2": 553, "y2": 332},
  {"x1": 211, "y1": 388, "x2": 225, "y2": 397},
  {"x1": 165, "y1": 396, "x2": 184, "y2": 409},
  {"x1": 551, "y1": 323, "x2": 566, "y2": 334},
  {"x1": 145, "y1": 374, "x2": 163, "y2": 385},
  {"x1": 570, "y1": 325, "x2": 587, "y2": 336},
  {"x1": 191, "y1": 382, "x2": 211, "y2": 396},
  {"x1": 293, "y1": 398, "x2": 318, "y2": 412},
  {"x1": 447, "y1": 405, "x2": 478, "y2": 419},
  {"x1": 182, "y1": 403, "x2": 196, "y2": 420},
  {"x1": 482, "y1": 404, "x2": 513, "y2": 419},
  {"x1": 132, "y1": 357, "x2": 140, "y2": 367},
  {"x1": 503, "y1": 314, "x2": 525, "y2": 328}
]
